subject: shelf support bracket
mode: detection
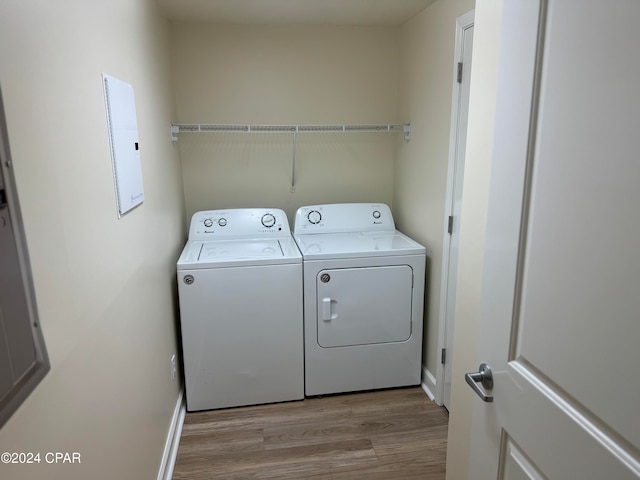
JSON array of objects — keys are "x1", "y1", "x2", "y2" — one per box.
[{"x1": 403, "y1": 124, "x2": 412, "y2": 142}]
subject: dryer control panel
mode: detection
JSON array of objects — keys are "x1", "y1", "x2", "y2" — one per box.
[
  {"x1": 293, "y1": 203, "x2": 395, "y2": 234},
  {"x1": 188, "y1": 208, "x2": 291, "y2": 240}
]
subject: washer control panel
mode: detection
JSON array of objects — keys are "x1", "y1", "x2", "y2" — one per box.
[
  {"x1": 188, "y1": 208, "x2": 291, "y2": 240},
  {"x1": 293, "y1": 203, "x2": 395, "y2": 234}
]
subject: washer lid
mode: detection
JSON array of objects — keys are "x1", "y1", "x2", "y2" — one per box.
[
  {"x1": 177, "y1": 236, "x2": 301, "y2": 269},
  {"x1": 294, "y1": 231, "x2": 425, "y2": 260}
]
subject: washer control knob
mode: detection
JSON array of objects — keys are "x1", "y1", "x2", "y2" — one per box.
[
  {"x1": 261, "y1": 213, "x2": 276, "y2": 228},
  {"x1": 218, "y1": 218, "x2": 227, "y2": 227},
  {"x1": 308, "y1": 210, "x2": 322, "y2": 224},
  {"x1": 372, "y1": 210, "x2": 381, "y2": 219},
  {"x1": 203, "y1": 218, "x2": 213, "y2": 227}
]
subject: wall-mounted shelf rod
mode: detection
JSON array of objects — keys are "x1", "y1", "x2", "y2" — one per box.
[{"x1": 170, "y1": 123, "x2": 412, "y2": 142}]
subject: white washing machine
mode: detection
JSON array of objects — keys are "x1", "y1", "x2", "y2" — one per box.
[
  {"x1": 177, "y1": 208, "x2": 303, "y2": 411},
  {"x1": 293, "y1": 203, "x2": 426, "y2": 396}
]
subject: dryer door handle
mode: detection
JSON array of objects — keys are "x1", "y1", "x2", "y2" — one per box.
[{"x1": 321, "y1": 297, "x2": 332, "y2": 321}]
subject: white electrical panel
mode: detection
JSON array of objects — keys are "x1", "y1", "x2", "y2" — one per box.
[{"x1": 103, "y1": 73, "x2": 144, "y2": 217}]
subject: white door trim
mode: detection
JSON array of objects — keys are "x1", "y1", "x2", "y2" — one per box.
[{"x1": 435, "y1": 8, "x2": 474, "y2": 407}]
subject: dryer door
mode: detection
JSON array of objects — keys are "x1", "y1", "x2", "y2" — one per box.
[{"x1": 316, "y1": 265, "x2": 413, "y2": 347}]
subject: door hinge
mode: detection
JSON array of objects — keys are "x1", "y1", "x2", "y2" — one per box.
[
  {"x1": 447, "y1": 215, "x2": 453, "y2": 235},
  {"x1": 441, "y1": 348, "x2": 447, "y2": 364},
  {"x1": 457, "y1": 62, "x2": 463, "y2": 83},
  {"x1": 0, "y1": 188, "x2": 7, "y2": 209}
]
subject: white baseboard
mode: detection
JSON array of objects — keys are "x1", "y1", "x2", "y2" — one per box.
[
  {"x1": 157, "y1": 388, "x2": 186, "y2": 480},
  {"x1": 421, "y1": 366, "x2": 437, "y2": 402}
]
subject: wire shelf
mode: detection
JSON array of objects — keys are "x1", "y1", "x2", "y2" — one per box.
[
  {"x1": 168, "y1": 123, "x2": 412, "y2": 188},
  {"x1": 171, "y1": 123, "x2": 411, "y2": 141}
]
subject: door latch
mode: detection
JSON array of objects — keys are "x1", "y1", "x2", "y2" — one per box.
[{"x1": 465, "y1": 363, "x2": 494, "y2": 402}]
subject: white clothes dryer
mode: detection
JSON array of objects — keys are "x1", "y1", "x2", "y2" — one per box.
[
  {"x1": 177, "y1": 208, "x2": 303, "y2": 411},
  {"x1": 293, "y1": 203, "x2": 426, "y2": 396}
]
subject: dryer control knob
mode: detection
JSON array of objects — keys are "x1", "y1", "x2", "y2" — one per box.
[
  {"x1": 218, "y1": 218, "x2": 227, "y2": 227},
  {"x1": 203, "y1": 218, "x2": 213, "y2": 227},
  {"x1": 308, "y1": 210, "x2": 322, "y2": 224},
  {"x1": 261, "y1": 213, "x2": 276, "y2": 228},
  {"x1": 373, "y1": 210, "x2": 381, "y2": 219}
]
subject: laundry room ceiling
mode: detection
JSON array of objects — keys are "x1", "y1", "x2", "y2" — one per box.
[{"x1": 157, "y1": 0, "x2": 437, "y2": 25}]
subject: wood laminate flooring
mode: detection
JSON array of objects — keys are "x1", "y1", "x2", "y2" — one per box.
[{"x1": 172, "y1": 387, "x2": 449, "y2": 479}]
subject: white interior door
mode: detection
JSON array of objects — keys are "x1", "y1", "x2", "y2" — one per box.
[
  {"x1": 441, "y1": 10, "x2": 474, "y2": 410},
  {"x1": 468, "y1": 1, "x2": 640, "y2": 478}
]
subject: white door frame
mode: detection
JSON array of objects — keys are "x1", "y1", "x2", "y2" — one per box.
[
  {"x1": 435, "y1": 9, "x2": 474, "y2": 407},
  {"x1": 0, "y1": 83, "x2": 50, "y2": 428}
]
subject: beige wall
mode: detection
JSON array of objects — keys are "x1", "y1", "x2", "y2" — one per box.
[
  {"x1": 445, "y1": 1, "x2": 503, "y2": 479},
  {"x1": 170, "y1": 24, "x2": 401, "y2": 221},
  {"x1": 0, "y1": 0, "x2": 504, "y2": 476},
  {"x1": 396, "y1": 0, "x2": 474, "y2": 386},
  {"x1": 0, "y1": 1, "x2": 185, "y2": 479}
]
